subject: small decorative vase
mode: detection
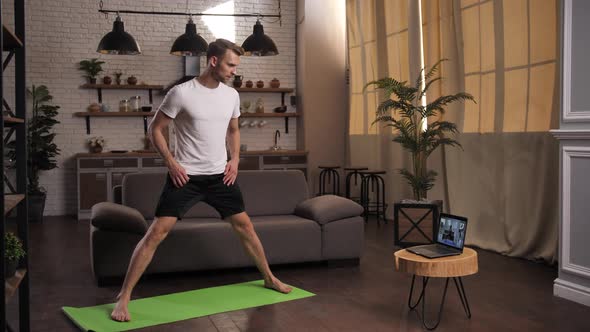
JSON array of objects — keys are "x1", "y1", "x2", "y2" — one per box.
[
  {"x1": 127, "y1": 76, "x2": 137, "y2": 85},
  {"x1": 89, "y1": 77, "x2": 97, "y2": 84},
  {"x1": 91, "y1": 145, "x2": 103, "y2": 153},
  {"x1": 245, "y1": 80, "x2": 254, "y2": 88},
  {"x1": 270, "y1": 78, "x2": 280, "y2": 88},
  {"x1": 233, "y1": 75, "x2": 243, "y2": 88},
  {"x1": 256, "y1": 80, "x2": 264, "y2": 88},
  {"x1": 103, "y1": 76, "x2": 112, "y2": 85}
]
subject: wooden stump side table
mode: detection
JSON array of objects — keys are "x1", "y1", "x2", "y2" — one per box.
[{"x1": 394, "y1": 247, "x2": 478, "y2": 330}]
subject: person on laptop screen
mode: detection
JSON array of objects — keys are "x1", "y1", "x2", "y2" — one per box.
[
  {"x1": 438, "y1": 216, "x2": 464, "y2": 248},
  {"x1": 407, "y1": 213, "x2": 468, "y2": 259}
]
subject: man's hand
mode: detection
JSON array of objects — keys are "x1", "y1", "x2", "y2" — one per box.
[
  {"x1": 168, "y1": 159, "x2": 189, "y2": 188},
  {"x1": 223, "y1": 158, "x2": 239, "y2": 186}
]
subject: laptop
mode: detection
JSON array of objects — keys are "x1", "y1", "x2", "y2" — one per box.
[{"x1": 406, "y1": 213, "x2": 468, "y2": 259}]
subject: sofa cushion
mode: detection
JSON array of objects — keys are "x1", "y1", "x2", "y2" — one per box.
[
  {"x1": 249, "y1": 215, "x2": 322, "y2": 264},
  {"x1": 294, "y1": 195, "x2": 364, "y2": 224},
  {"x1": 91, "y1": 202, "x2": 148, "y2": 235},
  {"x1": 236, "y1": 170, "x2": 309, "y2": 216},
  {"x1": 122, "y1": 172, "x2": 167, "y2": 219}
]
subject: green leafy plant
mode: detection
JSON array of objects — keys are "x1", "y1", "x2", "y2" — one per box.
[
  {"x1": 4, "y1": 232, "x2": 25, "y2": 262},
  {"x1": 365, "y1": 59, "x2": 475, "y2": 200},
  {"x1": 7, "y1": 85, "x2": 61, "y2": 195},
  {"x1": 78, "y1": 58, "x2": 105, "y2": 82}
]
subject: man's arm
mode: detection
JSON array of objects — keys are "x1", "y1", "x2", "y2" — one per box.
[
  {"x1": 148, "y1": 111, "x2": 189, "y2": 187},
  {"x1": 223, "y1": 118, "x2": 240, "y2": 186}
]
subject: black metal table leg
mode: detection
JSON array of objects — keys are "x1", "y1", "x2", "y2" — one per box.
[
  {"x1": 407, "y1": 276, "x2": 452, "y2": 330},
  {"x1": 453, "y1": 277, "x2": 472, "y2": 318}
]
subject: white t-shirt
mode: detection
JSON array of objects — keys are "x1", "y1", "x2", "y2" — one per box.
[{"x1": 157, "y1": 78, "x2": 240, "y2": 175}]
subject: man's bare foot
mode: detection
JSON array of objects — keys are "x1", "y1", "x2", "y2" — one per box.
[
  {"x1": 111, "y1": 295, "x2": 131, "y2": 322},
  {"x1": 264, "y1": 277, "x2": 293, "y2": 294}
]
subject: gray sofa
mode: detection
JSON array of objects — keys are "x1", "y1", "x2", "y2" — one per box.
[{"x1": 90, "y1": 170, "x2": 364, "y2": 285}]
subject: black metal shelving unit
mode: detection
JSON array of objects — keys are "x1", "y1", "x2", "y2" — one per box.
[{"x1": 1, "y1": 0, "x2": 30, "y2": 331}]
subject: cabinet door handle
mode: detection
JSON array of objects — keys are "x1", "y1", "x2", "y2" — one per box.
[
  {"x1": 154, "y1": 159, "x2": 164, "y2": 166},
  {"x1": 96, "y1": 174, "x2": 106, "y2": 181},
  {"x1": 103, "y1": 160, "x2": 114, "y2": 167},
  {"x1": 280, "y1": 156, "x2": 290, "y2": 162}
]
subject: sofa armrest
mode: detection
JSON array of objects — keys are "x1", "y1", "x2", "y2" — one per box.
[
  {"x1": 91, "y1": 202, "x2": 148, "y2": 235},
  {"x1": 294, "y1": 195, "x2": 364, "y2": 225}
]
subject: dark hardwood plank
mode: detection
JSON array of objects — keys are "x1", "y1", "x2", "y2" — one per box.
[{"x1": 4, "y1": 216, "x2": 590, "y2": 331}]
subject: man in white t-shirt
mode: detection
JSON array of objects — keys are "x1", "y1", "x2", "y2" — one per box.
[{"x1": 111, "y1": 39, "x2": 292, "y2": 322}]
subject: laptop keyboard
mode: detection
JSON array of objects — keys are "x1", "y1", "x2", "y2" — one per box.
[{"x1": 412, "y1": 245, "x2": 458, "y2": 256}]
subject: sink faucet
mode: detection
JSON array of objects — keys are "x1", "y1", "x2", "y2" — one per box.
[{"x1": 272, "y1": 130, "x2": 281, "y2": 150}]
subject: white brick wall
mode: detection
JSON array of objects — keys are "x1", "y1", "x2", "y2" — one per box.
[{"x1": 2, "y1": 0, "x2": 297, "y2": 216}]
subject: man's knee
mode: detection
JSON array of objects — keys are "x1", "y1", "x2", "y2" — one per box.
[
  {"x1": 145, "y1": 217, "x2": 176, "y2": 246},
  {"x1": 229, "y1": 213, "x2": 253, "y2": 233}
]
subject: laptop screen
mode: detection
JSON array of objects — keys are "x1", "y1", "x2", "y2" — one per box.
[{"x1": 436, "y1": 214, "x2": 467, "y2": 250}]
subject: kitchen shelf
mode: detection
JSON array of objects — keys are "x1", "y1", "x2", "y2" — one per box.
[
  {"x1": 79, "y1": 83, "x2": 164, "y2": 104},
  {"x1": 4, "y1": 194, "x2": 25, "y2": 216},
  {"x1": 74, "y1": 112, "x2": 156, "y2": 134},
  {"x1": 236, "y1": 87, "x2": 293, "y2": 109},
  {"x1": 240, "y1": 112, "x2": 300, "y2": 132},
  {"x1": 2, "y1": 25, "x2": 23, "y2": 51},
  {"x1": 236, "y1": 88, "x2": 296, "y2": 133}
]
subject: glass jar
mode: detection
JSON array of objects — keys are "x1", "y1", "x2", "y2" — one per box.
[
  {"x1": 119, "y1": 99, "x2": 130, "y2": 112},
  {"x1": 130, "y1": 96, "x2": 141, "y2": 112}
]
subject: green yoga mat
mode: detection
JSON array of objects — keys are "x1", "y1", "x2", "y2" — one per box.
[{"x1": 62, "y1": 280, "x2": 315, "y2": 332}]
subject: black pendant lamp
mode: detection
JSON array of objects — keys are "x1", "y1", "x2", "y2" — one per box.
[
  {"x1": 170, "y1": 17, "x2": 208, "y2": 56},
  {"x1": 241, "y1": 19, "x2": 279, "y2": 56},
  {"x1": 97, "y1": 14, "x2": 141, "y2": 55}
]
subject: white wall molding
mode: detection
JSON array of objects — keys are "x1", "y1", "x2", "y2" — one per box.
[
  {"x1": 561, "y1": 146, "x2": 590, "y2": 278},
  {"x1": 551, "y1": 129, "x2": 590, "y2": 140},
  {"x1": 562, "y1": 0, "x2": 590, "y2": 122},
  {"x1": 554, "y1": 278, "x2": 590, "y2": 307}
]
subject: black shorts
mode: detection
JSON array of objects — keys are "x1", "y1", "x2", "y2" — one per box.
[{"x1": 155, "y1": 173, "x2": 245, "y2": 220}]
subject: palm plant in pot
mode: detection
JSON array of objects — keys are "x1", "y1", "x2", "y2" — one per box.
[
  {"x1": 78, "y1": 58, "x2": 105, "y2": 84},
  {"x1": 365, "y1": 60, "x2": 475, "y2": 246},
  {"x1": 366, "y1": 60, "x2": 475, "y2": 200},
  {"x1": 7, "y1": 85, "x2": 61, "y2": 222}
]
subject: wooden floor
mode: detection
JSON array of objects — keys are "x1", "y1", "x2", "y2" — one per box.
[{"x1": 6, "y1": 215, "x2": 590, "y2": 331}]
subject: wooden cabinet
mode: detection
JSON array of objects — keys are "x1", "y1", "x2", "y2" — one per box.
[
  {"x1": 79, "y1": 172, "x2": 108, "y2": 210},
  {"x1": 76, "y1": 153, "x2": 167, "y2": 219}
]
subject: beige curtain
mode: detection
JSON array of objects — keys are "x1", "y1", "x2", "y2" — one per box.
[{"x1": 347, "y1": 0, "x2": 559, "y2": 263}]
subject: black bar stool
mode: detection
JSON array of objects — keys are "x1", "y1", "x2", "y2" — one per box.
[
  {"x1": 344, "y1": 166, "x2": 368, "y2": 203},
  {"x1": 318, "y1": 166, "x2": 341, "y2": 196},
  {"x1": 360, "y1": 170, "x2": 387, "y2": 224}
]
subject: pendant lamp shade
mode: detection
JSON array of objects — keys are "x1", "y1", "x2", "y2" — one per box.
[
  {"x1": 97, "y1": 15, "x2": 141, "y2": 55},
  {"x1": 170, "y1": 17, "x2": 208, "y2": 56},
  {"x1": 241, "y1": 20, "x2": 278, "y2": 56}
]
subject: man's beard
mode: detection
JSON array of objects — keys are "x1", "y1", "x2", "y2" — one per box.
[{"x1": 213, "y1": 70, "x2": 228, "y2": 83}]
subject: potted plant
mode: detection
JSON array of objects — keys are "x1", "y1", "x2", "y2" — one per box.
[
  {"x1": 4, "y1": 232, "x2": 25, "y2": 277},
  {"x1": 365, "y1": 60, "x2": 475, "y2": 246},
  {"x1": 87, "y1": 136, "x2": 105, "y2": 153},
  {"x1": 7, "y1": 85, "x2": 61, "y2": 223},
  {"x1": 78, "y1": 58, "x2": 105, "y2": 84}
]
